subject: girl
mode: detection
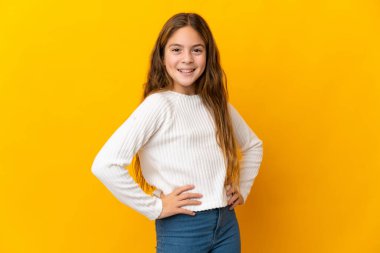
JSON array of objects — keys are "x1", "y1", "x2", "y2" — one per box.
[{"x1": 91, "y1": 12, "x2": 263, "y2": 253}]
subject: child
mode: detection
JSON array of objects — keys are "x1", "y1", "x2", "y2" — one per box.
[{"x1": 91, "y1": 12, "x2": 263, "y2": 253}]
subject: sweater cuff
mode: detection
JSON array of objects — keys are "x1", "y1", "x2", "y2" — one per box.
[
  {"x1": 146, "y1": 196, "x2": 163, "y2": 220},
  {"x1": 152, "y1": 188, "x2": 163, "y2": 198},
  {"x1": 240, "y1": 180, "x2": 253, "y2": 204}
]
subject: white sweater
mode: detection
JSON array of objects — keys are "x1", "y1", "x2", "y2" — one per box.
[{"x1": 91, "y1": 90, "x2": 263, "y2": 220}]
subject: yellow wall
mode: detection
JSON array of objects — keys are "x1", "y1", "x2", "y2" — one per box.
[{"x1": 1, "y1": 0, "x2": 379, "y2": 252}]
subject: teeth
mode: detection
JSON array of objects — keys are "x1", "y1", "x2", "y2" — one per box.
[{"x1": 178, "y1": 69, "x2": 195, "y2": 73}]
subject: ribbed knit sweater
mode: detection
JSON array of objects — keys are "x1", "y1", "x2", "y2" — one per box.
[{"x1": 91, "y1": 90, "x2": 263, "y2": 220}]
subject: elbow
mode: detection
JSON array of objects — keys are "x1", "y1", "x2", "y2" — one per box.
[
  {"x1": 246, "y1": 136, "x2": 263, "y2": 159},
  {"x1": 91, "y1": 162, "x2": 99, "y2": 176},
  {"x1": 91, "y1": 157, "x2": 105, "y2": 179},
  {"x1": 257, "y1": 138, "x2": 263, "y2": 148},
  {"x1": 258, "y1": 139, "x2": 264, "y2": 153},
  {"x1": 249, "y1": 135, "x2": 263, "y2": 152},
  {"x1": 91, "y1": 162, "x2": 101, "y2": 178},
  {"x1": 257, "y1": 138, "x2": 263, "y2": 156}
]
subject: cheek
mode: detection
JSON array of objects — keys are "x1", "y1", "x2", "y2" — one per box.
[
  {"x1": 198, "y1": 60, "x2": 206, "y2": 73},
  {"x1": 165, "y1": 58, "x2": 178, "y2": 71},
  {"x1": 197, "y1": 56, "x2": 206, "y2": 69}
]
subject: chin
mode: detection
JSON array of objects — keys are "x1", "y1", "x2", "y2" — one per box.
[{"x1": 175, "y1": 80, "x2": 196, "y2": 87}]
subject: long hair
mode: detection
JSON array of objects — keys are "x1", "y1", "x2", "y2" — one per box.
[{"x1": 132, "y1": 12, "x2": 241, "y2": 196}]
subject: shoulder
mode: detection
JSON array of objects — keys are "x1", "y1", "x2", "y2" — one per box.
[
  {"x1": 136, "y1": 92, "x2": 167, "y2": 108},
  {"x1": 144, "y1": 91, "x2": 174, "y2": 104},
  {"x1": 134, "y1": 91, "x2": 173, "y2": 117}
]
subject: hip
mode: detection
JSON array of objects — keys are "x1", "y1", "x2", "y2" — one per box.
[{"x1": 155, "y1": 205, "x2": 241, "y2": 252}]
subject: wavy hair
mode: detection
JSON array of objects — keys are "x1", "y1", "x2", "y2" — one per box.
[{"x1": 132, "y1": 12, "x2": 241, "y2": 196}]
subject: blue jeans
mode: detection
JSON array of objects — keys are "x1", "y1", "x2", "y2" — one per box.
[{"x1": 155, "y1": 205, "x2": 241, "y2": 253}]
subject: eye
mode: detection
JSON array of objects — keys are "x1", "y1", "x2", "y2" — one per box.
[
  {"x1": 171, "y1": 48, "x2": 181, "y2": 53},
  {"x1": 193, "y1": 48, "x2": 203, "y2": 54}
]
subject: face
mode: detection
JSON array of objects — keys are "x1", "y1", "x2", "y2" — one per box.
[{"x1": 163, "y1": 26, "x2": 206, "y2": 95}]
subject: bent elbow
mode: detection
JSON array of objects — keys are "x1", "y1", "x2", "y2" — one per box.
[
  {"x1": 257, "y1": 138, "x2": 263, "y2": 148},
  {"x1": 256, "y1": 138, "x2": 263, "y2": 156},
  {"x1": 258, "y1": 139, "x2": 264, "y2": 153},
  {"x1": 91, "y1": 157, "x2": 106, "y2": 179}
]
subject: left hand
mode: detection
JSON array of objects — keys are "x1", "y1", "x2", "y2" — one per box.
[{"x1": 226, "y1": 185, "x2": 244, "y2": 210}]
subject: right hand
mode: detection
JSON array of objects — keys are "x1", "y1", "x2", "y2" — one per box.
[{"x1": 157, "y1": 184, "x2": 203, "y2": 219}]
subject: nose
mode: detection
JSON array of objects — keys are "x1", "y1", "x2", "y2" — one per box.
[{"x1": 182, "y1": 50, "x2": 194, "y2": 63}]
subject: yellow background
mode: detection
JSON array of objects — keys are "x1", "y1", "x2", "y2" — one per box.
[{"x1": 1, "y1": 0, "x2": 379, "y2": 252}]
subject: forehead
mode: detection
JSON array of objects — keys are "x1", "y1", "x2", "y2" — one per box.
[{"x1": 166, "y1": 26, "x2": 205, "y2": 47}]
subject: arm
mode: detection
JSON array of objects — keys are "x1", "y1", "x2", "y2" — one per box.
[
  {"x1": 91, "y1": 94, "x2": 170, "y2": 220},
  {"x1": 228, "y1": 103, "x2": 264, "y2": 204}
]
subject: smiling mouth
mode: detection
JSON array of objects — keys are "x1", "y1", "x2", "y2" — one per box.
[{"x1": 178, "y1": 68, "x2": 196, "y2": 73}]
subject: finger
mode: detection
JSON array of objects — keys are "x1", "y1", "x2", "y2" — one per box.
[
  {"x1": 229, "y1": 192, "x2": 239, "y2": 204},
  {"x1": 174, "y1": 184, "x2": 195, "y2": 195},
  {"x1": 229, "y1": 197, "x2": 242, "y2": 210},
  {"x1": 177, "y1": 208, "x2": 196, "y2": 216},
  {"x1": 226, "y1": 185, "x2": 238, "y2": 196},
  {"x1": 227, "y1": 189, "x2": 235, "y2": 197},
  {"x1": 228, "y1": 194, "x2": 239, "y2": 205},
  {"x1": 229, "y1": 201, "x2": 239, "y2": 210},
  {"x1": 178, "y1": 199, "x2": 202, "y2": 207},
  {"x1": 177, "y1": 192, "x2": 203, "y2": 201}
]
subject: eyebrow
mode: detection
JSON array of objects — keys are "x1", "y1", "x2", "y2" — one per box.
[{"x1": 168, "y1": 43, "x2": 205, "y2": 48}]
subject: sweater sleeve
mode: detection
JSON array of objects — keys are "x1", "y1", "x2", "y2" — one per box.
[
  {"x1": 228, "y1": 103, "x2": 264, "y2": 203},
  {"x1": 91, "y1": 93, "x2": 169, "y2": 220}
]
